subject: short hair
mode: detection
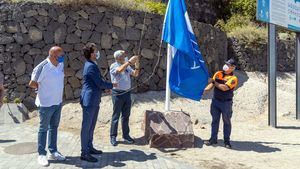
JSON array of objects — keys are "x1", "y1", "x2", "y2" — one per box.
[
  {"x1": 114, "y1": 50, "x2": 125, "y2": 59},
  {"x1": 83, "y1": 43, "x2": 96, "y2": 60}
]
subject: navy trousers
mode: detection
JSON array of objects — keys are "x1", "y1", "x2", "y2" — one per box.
[
  {"x1": 210, "y1": 98, "x2": 233, "y2": 143},
  {"x1": 81, "y1": 105, "x2": 99, "y2": 155},
  {"x1": 110, "y1": 90, "x2": 131, "y2": 138}
]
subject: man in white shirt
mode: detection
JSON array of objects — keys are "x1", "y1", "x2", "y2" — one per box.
[{"x1": 29, "y1": 46, "x2": 66, "y2": 167}]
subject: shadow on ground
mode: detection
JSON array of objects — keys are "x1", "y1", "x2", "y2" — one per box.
[
  {"x1": 276, "y1": 126, "x2": 300, "y2": 130},
  {"x1": 50, "y1": 149, "x2": 157, "y2": 168},
  {"x1": 0, "y1": 139, "x2": 16, "y2": 144}
]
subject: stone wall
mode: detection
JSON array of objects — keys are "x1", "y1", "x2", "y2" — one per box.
[
  {"x1": 228, "y1": 38, "x2": 295, "y2": 72},
  {"x1": 0, "y1": 2, "x2": 228, "y2": 110}
]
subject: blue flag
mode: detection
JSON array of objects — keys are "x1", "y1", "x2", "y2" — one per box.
[{"x1": 162, "y1": 0, "x2": 209, "y2": 101}]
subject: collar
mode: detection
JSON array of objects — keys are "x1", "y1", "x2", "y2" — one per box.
[
  {"x1": 47, "y1": 57, "x2": 56, "y2": 68},
  {"x1": 87, "y1": 59, "x2": 97, "y2": 65},
  {"x1": 222, "y1": 71, "x2": 233, "y2": 76}
]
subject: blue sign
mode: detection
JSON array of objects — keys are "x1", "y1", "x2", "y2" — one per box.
[{"x1": 257, "y1": 0, "x2": 300, "y2": 32}]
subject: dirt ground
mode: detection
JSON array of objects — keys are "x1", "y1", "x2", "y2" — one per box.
[{"x1": 27, "y1": 71, "x2": 300, "y2": 169}]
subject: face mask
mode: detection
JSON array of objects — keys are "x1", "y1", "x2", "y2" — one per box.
[
  {"x1": 57, "y1": 55, "x2": 65, "y2": 63},
  {"x1": 124, "y1": 57, "x2": 128, "y2": 62},
  {"x1": 223, "y1": 64, "x2": 229, "y2": 72},
  {"x1": 96, "y1": 51, "x2": 101, "y2": 60}
]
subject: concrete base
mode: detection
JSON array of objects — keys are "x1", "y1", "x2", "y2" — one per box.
[
  {"x1": 143, "y1": 110, "x2": 194, "y2": 148},
  {"x1": 0, "y1": 103, "x2": 29, "y2": 125}
]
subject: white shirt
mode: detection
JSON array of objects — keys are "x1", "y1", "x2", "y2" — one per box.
[
  {"x1": 31, "y1": 58, "x2": 64, "y2": 107},
  {"x1": 110, "y1": 62, "x2": 133, "y2": 91}
]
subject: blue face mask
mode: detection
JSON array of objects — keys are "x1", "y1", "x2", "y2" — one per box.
[
  {"x1": 96, "y1": 51, "x2": 101, "y2": 60},
  {"x1": 57, "y1": 55, "x2": 65, "y2": 63}
]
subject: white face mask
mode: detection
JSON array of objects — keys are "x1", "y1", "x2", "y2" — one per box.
[
  {"x1": 223, "y1": 64, "x2": 230, "y2": 72},
  {"x1": 96, "y1": 51, "x2": 101, "y2": 60}
]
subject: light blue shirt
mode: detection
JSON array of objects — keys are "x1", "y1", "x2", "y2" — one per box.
[{"x1": 110, "y1": 62, "x2": 134, "y2": 91}]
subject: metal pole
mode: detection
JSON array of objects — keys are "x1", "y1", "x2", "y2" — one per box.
[
  {"x1": 268, "y1": 24, "x2": 277, "y2": 127},
  {"x1": 165, "y1": 44, "x2": 172, "y2": 111},
  {"x1": 296, "y1": 33, "x2": 300, "y2": 120}
]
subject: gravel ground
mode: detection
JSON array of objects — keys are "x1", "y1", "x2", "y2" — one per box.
[{"x1": 27, "y1": 70, "x2": 300, "y2": 169}]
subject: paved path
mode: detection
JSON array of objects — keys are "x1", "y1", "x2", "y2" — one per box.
[{"x1": 0, "y1": 123, "x2": 195, "y2": 169}]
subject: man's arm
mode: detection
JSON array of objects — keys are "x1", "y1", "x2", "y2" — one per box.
[
  {"x1": 89, "y1": 66, "x2": 114, "y2": 89},
  {"x1": 204, "y1": 78, "x2": 214, "y2": 91},
  {"x1": 214, "y1": 81, "x2": 230, "y2": 91},
  {"x1": 116, "y1": 62, "x2": 131, "y2": 74},
  {"x1": 116, "y1": 55, "x2": 139, "y2": 74},
  {"x1": 29, "y1": 80, "x2": 38, "y2": 89}
]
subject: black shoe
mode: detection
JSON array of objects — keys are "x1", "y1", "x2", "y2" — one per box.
[
  {"x1": 90, "y1": 148, "x2": 103, "y2": 155},
  {"x1": 123, "y1": 136, "x2": 135, "y2": 144},
  {"x1": 111, "y1": 137, "x2": 118, "y2": 146},
  {"x1": 80, "y1": 154, "x2": 98, "y2": 163},
  {"x1": 204, "y1": 139, "x2": 218, "y2": 146},
  {"x1": 224, "y1": 142, "x2": 232, "y2": 149}
]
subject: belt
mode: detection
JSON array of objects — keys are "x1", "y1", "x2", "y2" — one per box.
[
  {"x1": 112, "y1": 89, "x2": 131, "y2": 95},
  {"x1": 214, "y1": 97, "x2": 233, "y2": 102}
]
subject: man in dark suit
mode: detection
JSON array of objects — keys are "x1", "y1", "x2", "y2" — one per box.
[{"x1": 80, "y1": 43, "x2": 115, "y2": 163}]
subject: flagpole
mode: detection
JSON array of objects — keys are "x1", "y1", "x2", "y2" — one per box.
[{"x1": 165, "y1": 44, "x2": 172, "y2": 111}]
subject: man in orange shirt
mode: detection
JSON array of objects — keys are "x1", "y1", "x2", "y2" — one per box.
[{"x1": 204, "y1": 59, "x2": 238, "y2": 149}]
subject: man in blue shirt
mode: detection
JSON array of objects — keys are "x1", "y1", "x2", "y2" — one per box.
[
  {"x1": 109, "y1": 50, "x2": 140, "y2": 146},
  {"x1": 80, "y1": 43, "x2": 115, "y2": 162}
]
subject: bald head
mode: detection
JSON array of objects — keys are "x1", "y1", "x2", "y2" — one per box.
[{"x1": 49, "y1": 46, "x2": 63, "y2": 57}]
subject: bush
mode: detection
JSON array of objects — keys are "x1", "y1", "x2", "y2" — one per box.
[
  {"x1": 215, "y1": 14, "x2": 252, "y2": 33},
  {"x1": 6, "y1": 0, "x2": 167, "y2": 14},
  {"x1": 228, "y1": 0, "x2": 257, "y2": 20},
  {"x1": 229, "y1": 24, "x2": 267, "y2": 44},
  {"x1": 2, "y1": 96, "x2": 9, "y2": 103},
  {"x1": 13, "y1": 98, "x2": 22, "y2": 104}
]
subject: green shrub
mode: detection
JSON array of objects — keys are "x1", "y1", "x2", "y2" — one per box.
[
  {"x1": 6, "y1": 0, "x2": 166, "y2": 14},
  {"x1": 215, "y1": 14, "x2": 252, "y2": 33},
  {"x1": 229, "y1": 24, "x2": 267, "y2": 44},
  {"x1": 229, "y1": 0, "x2": 257, "y2": 20},
  {"x1": 144, "y1": 1, "x2": 166, "y2": 15},
  {"x1": 13, "y1": 98, "x2": 21, "y2": 104},
  {"x1": 2, "y1": 96, "x2": 8, "y2": 104}
]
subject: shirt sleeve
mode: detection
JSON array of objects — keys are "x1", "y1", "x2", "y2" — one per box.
[
  {"x1": 110, "y1": 64, "x2": 120, "y2": 83},
  {"x1": 31, "y1": 65, "x2": 45, "y2": 83},
  {"x1": 225, "y1": 76, "x2": 238, "y2": 89},
  {"x1": 212, "y1": 71, "x2": 222, "y2": 80},
  {"x1": 127, "y1": 66, "x2": 134, "y2": 75}
]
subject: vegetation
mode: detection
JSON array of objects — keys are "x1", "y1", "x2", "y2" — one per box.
[
  {"x1": 6, "y1": 0, "x2": 167, "y2": 15},
  {"x1": 2, "y1": 96, "x2": 8, "y2": 104},
  {"x1": 216, "y1": 0, "x2": 295, "y2": 43},
  {"x1": 13, "y1": 98, "x2": 22, "y2": 104}
]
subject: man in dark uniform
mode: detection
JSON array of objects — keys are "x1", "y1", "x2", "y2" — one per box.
[{"x1": 204, "y1": 59, "x2": 238, "y2": 149}]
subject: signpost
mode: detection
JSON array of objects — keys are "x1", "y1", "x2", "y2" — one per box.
[{"x1": 257, "y1": 0, "x2": 300, "y2": 125}]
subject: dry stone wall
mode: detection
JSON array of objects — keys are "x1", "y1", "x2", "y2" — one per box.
[
  {"x1": 228, "y1": 38, "x2": 296, "y2": 72},
  {"x1": 0, "y1": 2, "x2": 228, "y2": 110}
]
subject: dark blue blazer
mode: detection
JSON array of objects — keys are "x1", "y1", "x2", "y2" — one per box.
[{"x1": 80, "y1": 60, "x2": 113, "y2": 107}]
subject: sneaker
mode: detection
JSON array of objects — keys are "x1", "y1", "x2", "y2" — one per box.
[
  {"x1": 38, "y1": 155, "x2": 49, "y2": 167},
  {"x1": 123, "y1": 136, "x2": 135, "y2": 144},
  {"x1": 110, "y1": 137, "x2": 118, "y2": 146},
  {"x1": 48, "y1": 151, "x2": 66, "y2": 161},
  {"x1": 204, "y1": 139, "x2": 218, "y2": 146}
]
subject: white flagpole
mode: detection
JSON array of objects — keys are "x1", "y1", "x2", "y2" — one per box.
[{"x1": 165, "y1": 44, "x2": 172, "y2": 111}]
